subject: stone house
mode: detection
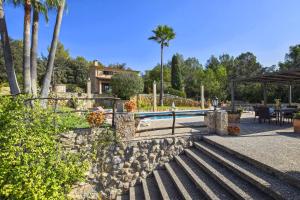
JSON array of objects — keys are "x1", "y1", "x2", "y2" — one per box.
[{"x1": 89, "y1": 60, "x2": 139, "y2": 94}]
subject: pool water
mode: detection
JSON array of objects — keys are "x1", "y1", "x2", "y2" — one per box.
[{"x1": 137, "y1": 110, "x2": 207, "y2": 120}]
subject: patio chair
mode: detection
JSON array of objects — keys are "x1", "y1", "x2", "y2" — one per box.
[
  {"x1": 283, "y1": 109, "x2": 296, "y2": 124},
  {"x1": 253, "y1": 106, "x2": 260, "y2": 121},
  {"x1": 258, "y1": 107, "x2": 276, "y2": 124}
]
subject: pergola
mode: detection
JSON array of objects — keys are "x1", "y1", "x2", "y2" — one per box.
[{"x1": 231, "y1": 68, "x2": 300, "y2": 111}]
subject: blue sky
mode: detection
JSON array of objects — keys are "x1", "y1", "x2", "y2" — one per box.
[{"x1": 4, "y1": 0, "x2": 300, "y2": 72}]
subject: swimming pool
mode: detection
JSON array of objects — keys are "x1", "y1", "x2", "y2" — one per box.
[{"x1": 136, "y1": 110, "x2": 207, "y2": 120}]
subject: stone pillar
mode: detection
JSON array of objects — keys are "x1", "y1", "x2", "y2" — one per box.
[
  {"x1": 153, "y1": 81, "x2": 157, "y2": 112},
  {"x1": 204, "y1": 111, "x2": 215, "y2": 134},
  {"x1": 201, "y1": 84, "x2": 205, "y2": 109},
  {"x1": 87, "y1": 78, "x2": 92, "y2": 108},
  {"x1": 204, "y1": 110, "x2": 228, "y2": 135},
  {"x1": 99, "y1": 81, "x2": 102, "y2": 94},
  {"x1": 215, "y1": 111, "x2": 228, "y2": 135},
  {"x1": 115, "y1": 113, "x2": 136, "y2": 140}
]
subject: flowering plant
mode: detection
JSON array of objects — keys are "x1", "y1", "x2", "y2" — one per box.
[
  {"x1": 87, "y1": 111, "x2": 106, "y2": 127},
  {"x1": 227, "y1": 125, "x2": 240, "y2": 136},
  {"x1": 124, "y1": 100, "x2": 136, "y2": 112}
]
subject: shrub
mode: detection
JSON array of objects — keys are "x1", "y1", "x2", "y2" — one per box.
[
  {"x1": 165, "y1": 87, "x2": 186, "y2": 98},
  {"x1": 87, "y1": 111, "x2": 106, "y2": 127},
  {"x1": 0, "y1": 96, "x2": 88, "y2": 199},
  {"x1": 67, "y1": 84, "x2": 84, "y2": 93},
  {"x1": 111, "y1": 72, "x2": 144, "y2": 100}
]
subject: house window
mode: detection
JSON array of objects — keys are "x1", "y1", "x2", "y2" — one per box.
[
  {"x1": 103, "y1": 71, "x2": 114, "y2": 75},
  {"x1": 103, "y1": 83, "x2": 111, "y2": 93}
]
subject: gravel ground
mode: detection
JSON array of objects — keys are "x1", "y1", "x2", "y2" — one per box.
[{"x1": 206, "y1": 112, "x2": 300, "y2": 183}]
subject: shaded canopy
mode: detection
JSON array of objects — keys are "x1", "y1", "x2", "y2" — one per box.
[{"x1": 234, "y1": 68, "x2": 300, "y2": 84}]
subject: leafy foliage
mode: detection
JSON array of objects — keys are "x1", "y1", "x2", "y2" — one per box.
[
  {"x1": 148, "y1": 25, "x2": 176, "y2": 47},
  {"x1": 111, "y1": 72, "x2": 144, "y2": 100},
  {"x1": 0, "y1": 95, "x2": 88, "y2": 199}
]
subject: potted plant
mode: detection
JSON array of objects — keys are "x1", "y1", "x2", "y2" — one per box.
[
  {"x1": 124, "y1": 100, "x2": 136, "y2": 112},
  {"x1": 227, "y1": 125, "x2": 240, "y2": 136},
  {"x1": 293, "y1": 112, "x2": 300, "y2": 133},
  {"x1": 227, "y1": 109, "x2": 242, "y2": 123}
]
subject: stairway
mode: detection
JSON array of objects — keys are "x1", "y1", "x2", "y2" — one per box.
[{"x1": 117, "y1": 137, "x2": 300, "y2": 200}]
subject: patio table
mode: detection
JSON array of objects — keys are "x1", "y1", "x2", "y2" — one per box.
[{"x1": 274, "y1": 108, "x2": 297, "y2": 126}]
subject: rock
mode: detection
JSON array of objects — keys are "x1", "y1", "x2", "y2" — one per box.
[
  {"x1": 141, "y1": 170, "x2": 147, "y2": 178},
  {"x1": 165, "y1": 138, "x2": 174, "y2": 145},
  {"x1": 179, "y1": 138, "x2": 185, "y2": 145},
  {"x1": 139, "y1": 153, "x2": 148, "y2": 161},
  {"x1": 76, "y1": 135, "x2": 85, "y2": 145},
  {"x1": 141, "y1": 161, "x2": 149, "y2": 169},
  {"x1": 113, "y1": 156, "x2": 122, "y2": 165},
  {"x1": 130, "y1": 179, "x2": 137, "y2": 187},
  {"x1": 149, "y1": 153, "x2": 156, "y2": 161},
  {"x1": 153, "y1": 139, "x2": 160, "y2": 145},
  {"x1": 123, "y1": 182, "x2": 130, "y2": 190},
  {"x1": 123, "y1": 162, "x2": 131, "y2": 168}
]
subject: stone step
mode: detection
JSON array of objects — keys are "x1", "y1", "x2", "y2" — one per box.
[
  {"x1": 142, "y1": 175, "x2": 162, "y2": 200},
  {"x1": 203, "y1": 137, "x2": 300, "y2": 190},
  {"x1": 117, "y1": 194, "x2": 129, "y2": 200},
  {"x1": 142, "y1": 178, "x2": 151, "y2": 200},
  {"x1": 165, "y1": 162, "x2": 204, "y2": 200},
  {"x1": 153, "y1": 170, "x2": 183, "y2": 200},
  {"x1": 129, "y1": 184, "x2": 144, "y2": 200},
  {"x1": 195, "y1": 140, "x2": 300, "y2": 200},
  {"x1": 116, "y1": 195, "x2": 122, "y2": 200},
  {"x1": 175, "y1": 155, "x2": 233, "y2": 200},
  {"x1": 129, "y1": 187, "x2": 135, "y2": 200},
  {"x1": 185, "y1": 148, "x2": 271, "y2": 200}
]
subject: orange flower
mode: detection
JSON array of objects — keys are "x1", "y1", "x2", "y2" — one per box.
[
  {"x1": 125, "y1": 100, "x2": 136, "y2": 112},
  {"x1": 87, "y1": 111, "x2": 106, "y2": 127}
]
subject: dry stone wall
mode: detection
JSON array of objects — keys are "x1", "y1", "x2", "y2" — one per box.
[{"x1": 60, "y1": 128, "x2": 202, "y2": 199}]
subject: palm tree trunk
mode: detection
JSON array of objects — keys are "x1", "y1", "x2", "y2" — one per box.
[
  {"x1": 0, "y1": 2, "x2": 20, "y2": 95},
  {"x1": 30, "y1": 7, "x2": 39, "y2": 97},
  {"x1": 23, "y1": 0, "x2": 32, "y2": 94},
  {"x1": 160, "y1": 45, "x2": 164, "y2": 106},
  {"x1": 40, "y1": 0, "x2": 65, "y2": 98}
]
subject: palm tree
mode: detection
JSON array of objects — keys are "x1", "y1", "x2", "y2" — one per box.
[
  {"x1": 149, "y1": 25, "x2": 175, "y2": 106},
  {"x1": 41, "y1": 0, "x2": 65, "y2": 98},
  {"x1": 30, "y1": 0, "x2": 48, "y2": 96},
  {"x1": 22, "y1": 0, "x2": 32, "y2": 94},
  {"x1": 0, "y1": 0, "x2": 20, "y2": 94}
]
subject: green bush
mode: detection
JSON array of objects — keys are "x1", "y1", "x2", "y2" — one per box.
[
  {"x1": 111, "y1": 72, "x2": 144, "y2": 100},
  {"x1": 66, "y1": 84, "x2": 84, "y2": 93},
  {"x1": 0, "y1": 96, "x2": 88, "y2": 199},
  {"x1": 166, "y1": 87, "x2": 186, "y2": 98}
]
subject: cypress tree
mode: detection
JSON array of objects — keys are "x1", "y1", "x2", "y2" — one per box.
[{"x1": 171, "y1": 54, "x2": 183, "y2": 90}]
